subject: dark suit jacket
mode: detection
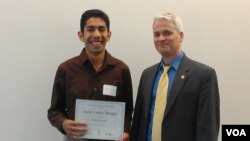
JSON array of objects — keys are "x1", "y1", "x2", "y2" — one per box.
[{"x1": 131, "y1": 54, "x2": 220, "y2": 141}]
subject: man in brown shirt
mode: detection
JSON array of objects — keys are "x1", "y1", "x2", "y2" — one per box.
[{"x1": 47, "y1": 9, "x2": 133, "y2": 141}]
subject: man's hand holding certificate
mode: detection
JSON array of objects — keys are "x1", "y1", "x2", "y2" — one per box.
[{"x1": 75, "y1": 99, "x2": 125, "y2": 140}]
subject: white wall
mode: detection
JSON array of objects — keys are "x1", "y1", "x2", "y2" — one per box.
[{"x1": 1, "y1": 0, "x2": 250, "y2": 140}]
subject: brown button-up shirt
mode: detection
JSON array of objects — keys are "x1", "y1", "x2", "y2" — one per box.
[{"x1": 48, "y1": 48, "x2": 133, "y2": 140}]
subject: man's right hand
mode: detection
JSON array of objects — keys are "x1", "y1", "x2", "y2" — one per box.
[{"x1": 62, "y1": 119, "x2": 88, "y2": 139}]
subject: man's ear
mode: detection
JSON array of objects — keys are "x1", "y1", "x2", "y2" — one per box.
[
  {"x1": 179, "y1": 32, "x2": 184, "y2": 42},
  {"x1": 107, "y1": 31, "x2": 112, "y2": 41},
  {"x1": 78, "y1": 31, "x2": 84, "y2": 42}
]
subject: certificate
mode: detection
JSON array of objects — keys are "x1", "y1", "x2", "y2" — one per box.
[{"x1": 75, "y1": 99, "x2": 125, "y2": 140}]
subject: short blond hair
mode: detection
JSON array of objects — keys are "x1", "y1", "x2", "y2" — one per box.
[{"x1": 154, "y1": 12, "x2": 184, "y2": 32}]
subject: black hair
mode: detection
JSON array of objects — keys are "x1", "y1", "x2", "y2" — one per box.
[{"x1": 80, "y1": 9, "x2": 110, "y2": 32}]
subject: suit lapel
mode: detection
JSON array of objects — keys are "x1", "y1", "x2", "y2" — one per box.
[
  {"x1": 144, "y1": 64, "x2": 160, "y2": 117},
  {"x1": 164, "y1": 56, "x2": 191, "y2": 117}
]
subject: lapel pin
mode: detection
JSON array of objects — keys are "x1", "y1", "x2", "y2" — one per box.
[{"x1": 181, "y1": 75, "x2": 185, "y2": 79}]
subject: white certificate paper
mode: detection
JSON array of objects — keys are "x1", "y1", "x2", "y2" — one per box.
[{"x1": 75, "y1": 99, "x2": 125, "y2": 140}]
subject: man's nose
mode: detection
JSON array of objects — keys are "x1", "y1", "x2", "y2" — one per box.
[
  {"x1": 93, "y1": 29, "x2": 101, "y2": 37},
  {"x1": 158, "y1": 34, "x2": 166, "y2": 41}
]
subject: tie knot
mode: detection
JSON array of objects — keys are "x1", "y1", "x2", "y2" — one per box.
[{"x1": 163, "y1": 65, "x2": 170, "y2": 74}]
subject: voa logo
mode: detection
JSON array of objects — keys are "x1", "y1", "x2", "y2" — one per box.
[{"x1": 226, "y1": 129, "x2": 246, "y2": 136}]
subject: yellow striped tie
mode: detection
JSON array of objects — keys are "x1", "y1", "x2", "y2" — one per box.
[{"x1": 152, "y1": 66, "x2": 170, "y2": 141}]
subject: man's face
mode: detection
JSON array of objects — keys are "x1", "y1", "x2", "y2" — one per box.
[
  {"x1": 153, "y1": 19, "x2": 183, "y2": 58},
  {"x1": 78, "y1": 17, "x2": 111, "y2": 55}
]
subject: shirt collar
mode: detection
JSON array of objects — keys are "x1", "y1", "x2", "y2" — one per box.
[{"x1": 158, "y1": 51, "x2": 184, "y2": 71}]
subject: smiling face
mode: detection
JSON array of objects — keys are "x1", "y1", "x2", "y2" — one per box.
[
  {"x1": 153, "y1": 19, "x2": 184, "y2": 59},
  {"x1": 78, "y1": 17, "x2": 111, "y2": 56}
]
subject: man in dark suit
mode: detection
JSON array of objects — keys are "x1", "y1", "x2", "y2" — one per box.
[{"x1": 131, "y1": 12, "x2": 220, "y2": 141}]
